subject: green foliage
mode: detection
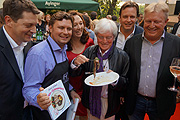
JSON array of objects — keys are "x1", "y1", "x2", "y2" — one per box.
[
  {"x1": 95, "y1": 0, "x2": 120, "y2": 19},
  {"x1": 46, "y1": 9, "x2": 60, "y2": 15},
  {"x1": 95, "y1": 0, "x2": 145, "y2": 19},
  {"x1": 139, "y1": 4, "x2": 145, "y2": 15}
]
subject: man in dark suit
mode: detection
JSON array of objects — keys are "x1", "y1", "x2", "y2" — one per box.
[
  {"x1": 0, "y1": 0, "x2": 39, "y2": 120},
  {"x1": 115, "y1": 1, "x2": 143, "y2": 120},
  {"x1": 114, "y1": 1, "x2": 143, "y2": 50},
  {"x1": 124, "y1": 2, "x2": 180, "y2": 120},
  {"x1": 172, "y1": 11, "x2": 180, "y2": 36}
]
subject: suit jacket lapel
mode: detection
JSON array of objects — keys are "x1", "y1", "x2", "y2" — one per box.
[
  {"x1": 157, "y1": 32, "x2": 172, "y2": 79},
  {"x1": 134, "y1": 36, "x2": 143, "y2": 82},
  {"x1": 0, "y1": 28, "x2": 23, "y2": 82}
]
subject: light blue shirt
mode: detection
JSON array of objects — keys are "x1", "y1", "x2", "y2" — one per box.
[
  {"x1": 138, "y1": 31, "x2": 164, "y2": 98},
  {"x1": 22, "y1": 36, "x2": 73, "y2": 109},
  {"x1": 85, "y1": 27, "x2": 95, "y2": 41}
]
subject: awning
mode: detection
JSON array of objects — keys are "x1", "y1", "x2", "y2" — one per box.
[
  {"x1": 121, "y1": 0, "x2": 176, "y2": 4},
  {"x1": 31, "y1": 0, "x2": 99, "y2": 11}
]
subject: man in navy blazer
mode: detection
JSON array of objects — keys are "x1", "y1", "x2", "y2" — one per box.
[
  {"x1": 0, "y1": 0, "x2": 39, "y2": 120},
  {"x1": 172, "y1": 11, "x2": 180, "y2": 36},
  {"x1": 115, "y1": 1, "x2": 143, "y2": 120},
  {"x1": 114, "y1": 1, "x2": 143, "y2": 50},
  {"x1": 124, "y1": 3, "x2": 180, "y2": 120}
]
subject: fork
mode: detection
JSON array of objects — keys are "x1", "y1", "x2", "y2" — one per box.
[{"x1": 85, "y1": 72, "x2": 93, "y2": 74}]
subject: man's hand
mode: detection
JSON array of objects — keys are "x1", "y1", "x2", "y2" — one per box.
[
  {"x1": 74, "y1": 54, "x2": 89, "y2": 66},
  {"x1": 70, "y1": 90, "x2": 81, "y2": 104},
  {"x1": 37, "y1": 87, "x2": 51, "y2": 110},
  {"x1": 107, "y1": 69, "x2": 113, "y2": 73}
]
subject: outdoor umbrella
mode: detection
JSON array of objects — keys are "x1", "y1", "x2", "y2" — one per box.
[{"x1": 31, "y1": 0, "x2": 99, "y2": 11}]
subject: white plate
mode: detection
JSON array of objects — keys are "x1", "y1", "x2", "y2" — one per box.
[
  {"x1": 85, "y1": 72, "x2": 119, "y2": 86},
  {"x1": 51, "y1": 90, "x2": 65, "y2": 111}
]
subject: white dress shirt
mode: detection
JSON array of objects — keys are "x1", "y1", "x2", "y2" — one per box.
[
  {"x1": 116, "y1": 25, "x2": 135, "y2": 50},
  {"x1": 3, "y1": 26, "x2": 27, "y2": 81}
]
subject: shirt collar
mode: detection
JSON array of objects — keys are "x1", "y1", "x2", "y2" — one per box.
[
  {"x1": 142, "y1": 30, "x2": 165, "y2": 40},
  {"x1": 142, "y1": 30, "x2": 165, "y2": 45},
  {"x1": 98, "y1": 46, "x2": 110, "y2": 56},
  {"x1": 3, "y1": 26, "x2": 27, "y2": 49},
  {"x1": 47, "y1": 36, "x2": 68, "y2": 52}
]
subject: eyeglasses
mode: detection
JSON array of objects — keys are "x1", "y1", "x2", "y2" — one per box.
[{"x1": 97, "y1": 35, "x2": 114, "y2": 40}]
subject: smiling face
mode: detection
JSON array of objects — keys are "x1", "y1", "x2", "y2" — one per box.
[
  {"x1": 97, "y1": 31, "x2": 114, "y2": 54},
  {"x1": 49, "y1": 19, "x2": 72, "y2": 49},
  {"x1": 72, "y1": 15, "x2": 84, "y2": 38},
  {"x1": 119, "y1": 7, "x2": 137, "y2": 33},
  {"x1": 5, "y1": 11, "x2": 38, "y2": 45},
  {"x1": 144, "y1": 11, "x2": 168, "y2": 42}
]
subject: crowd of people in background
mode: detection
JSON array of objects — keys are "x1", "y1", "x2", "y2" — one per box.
[{"x1": 0, "y1": 0, "x2": 180, "y2": 120}]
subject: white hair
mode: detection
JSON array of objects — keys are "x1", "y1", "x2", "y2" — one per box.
[
  {"x1": 94, "y1": 18, "x2": 117, "y2": 39},
  {"x1": 144, "y1": 2, "x2": 169, "y2": 20}
]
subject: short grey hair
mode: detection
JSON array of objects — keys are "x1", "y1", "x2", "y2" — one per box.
[
  {"x1": 144, "y1": 2, "x2": 169, "y2": 20},
  {"x1": 94, "y1": 18, "x2": 117, "y2": 39}
]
